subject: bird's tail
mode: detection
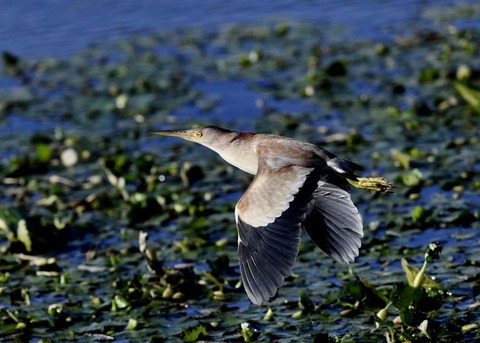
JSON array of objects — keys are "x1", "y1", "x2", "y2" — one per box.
[{"x1": 326, "y1": 157, "x2": 362, "y2": 180}]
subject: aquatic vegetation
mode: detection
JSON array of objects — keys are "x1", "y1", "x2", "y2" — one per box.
[{"x1": 0, "y1": 4, "x2": 479, "y2": 341}]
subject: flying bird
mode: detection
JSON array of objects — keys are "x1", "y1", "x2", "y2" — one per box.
[{"x1": 153, "y1": 126, "x2": 392, "y2": 305}]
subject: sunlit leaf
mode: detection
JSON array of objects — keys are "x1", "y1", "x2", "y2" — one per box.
[
  {"x1": 183, "y1": 325, "x2": 207, "y2": 342},
  {"x1": 455, "y1": 82, "x2": 480, "y2": 111},
  {"x1": 16, "y1": 219, "x2": 32, "y2": 252},
  {"x1": 401, "y1": 258, "x2": 443, "y2": 291},
  {"x1": 112, "y1": 294, "x2": 130, "y2": 310},
  {"x1": 391, "y1": 149, "x2": 410, "y2": 169},
  {"x1": 36, "y1": 144, "x2": 52, "y2": 163}
]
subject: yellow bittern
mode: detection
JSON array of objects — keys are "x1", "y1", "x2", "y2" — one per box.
[{"x1": 152, "y1": 126, "x2": 392, "y2": 305}]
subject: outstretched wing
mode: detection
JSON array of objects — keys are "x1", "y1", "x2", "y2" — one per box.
[
  {"x1": 303, "y1": 181, "x2": 363, "y2": 264},
  {"x1": 235, "y1": 165, "x2": 318, "y2": 305}
]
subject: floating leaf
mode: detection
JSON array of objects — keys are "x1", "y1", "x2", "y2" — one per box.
[
  {"x1": 36, "y1": 144, "x2": 52, "y2": 163},
  {"x1": 112, "y1": 294, "x2": 130, "y2": 311},
  {"x1": 183, "y1": 325, "x2": 207, "y2": 342},
  {"x1": 391, "y1": 149, "x2": 410, "y2": 169},
  {"x1": 401, "y1": 168, "x2": 423, "y2": 187},
  {"x1": 411, "y1": 206, "x2": 429, "y2": 223},
  {"x1": 127, "y1": 318, "x2": 139, "y2": 331},
  {"x1": 455, "y1": 82, "x2": 480, "y2": 111}
]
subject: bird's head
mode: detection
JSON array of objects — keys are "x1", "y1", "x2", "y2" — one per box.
[{"x1": 152, "y1": 126, "x2": 235, "y2": 149}]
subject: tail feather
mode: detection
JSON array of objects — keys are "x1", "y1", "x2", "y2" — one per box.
[{"x1": 326, "y1": 157, "x2": 362, "y2": 180}]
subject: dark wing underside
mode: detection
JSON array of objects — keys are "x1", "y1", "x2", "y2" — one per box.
[
  {"x1": 303, "y1": 181, "x2": 363, "y2": 264},
  {"x1": 235, "y1": 165, "x2": 319, "y2": 305},
  {"x1": 236, "y1": 214, "x2": 301, "y2": 305}
]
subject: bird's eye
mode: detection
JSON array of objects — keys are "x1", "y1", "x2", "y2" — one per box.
[{"x1": 194, "y1": 131, "x2": 203, "y2": 138}]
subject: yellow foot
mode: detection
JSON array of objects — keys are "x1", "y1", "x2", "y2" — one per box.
[{"x1": 347, "y1": 176, "x2": 394, "y2": 193}]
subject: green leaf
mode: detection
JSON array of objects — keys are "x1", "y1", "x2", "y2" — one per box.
[
  {"x1": 112, "y1": 294, "x2": 130, "y2": 310},
  {"x1": 298, "y1": 290, "x2": 315, "y2": 313},
  {"x1": 16, "y1": 219, "x2": 32, "y2": 252},
  {"x1": 401, "y1": 168, "x2": 423, "y2": 187},
  {"x1": 402, "y1": 258, "x2": 421, "y2": 287},
  {"x1": 401, "y1": 258, "x2": 443, "y2": 291},
  {"x1": 263, "y1": 307, "x2": 274, "y2": 321},
  {"x1": 411, "y1": 206, "x2": 428, "y2": 223},
  {"x1": 391, "y1": 149, "x2": 410, "y2": 169},
  {"x1": 183, "y1": 325, "x2": 207, "y2": 342},
  {"x1": 36, "y1": 143, "x2": 52, "y2": 163},
  {"x1": 127, "y1": 317, "x2": 139, "y2": 330},
  {"x1": 455, "y1": 82, "x2": 480, "y2": 111},
  {"x1": 341, "y1": 279, "x2": 365, "y2": 301},
  {"x1": 241, "y1": 322, "x2": 254, "y2": 342},
  {"x1": 390, "y1": 282, "x2": 424, "y2": 326}
]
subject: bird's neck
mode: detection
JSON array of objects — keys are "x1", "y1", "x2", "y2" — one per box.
[{"x1": 215, "y1": 132, "x2": 259, "y2": 175}]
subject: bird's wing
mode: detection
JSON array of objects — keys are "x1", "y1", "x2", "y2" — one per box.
[
  {"x1": 235, "y1": 164, "x2": 318, "y2": 305},
  {"x1": 303, "y1": 181, "x2": 363, "y2": 264}
]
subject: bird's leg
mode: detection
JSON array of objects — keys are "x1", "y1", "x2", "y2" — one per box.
[{"x1": 346, "y1": 176, "x2": 394, "y2": 193}]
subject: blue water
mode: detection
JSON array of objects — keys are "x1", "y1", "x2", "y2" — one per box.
[
  {"x1": 1, "y1": 0, "x2": 478, "y2": 59},
  {"x1": 184, "y1": 79, "x2": 319, "y2": 127}
]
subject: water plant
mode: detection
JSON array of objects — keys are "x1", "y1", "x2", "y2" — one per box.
[{"x1": 0, "y1": 4, "x2": 479, "y2": 341}]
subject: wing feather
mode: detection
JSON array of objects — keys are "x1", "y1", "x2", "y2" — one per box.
[
  {"x1": 235, "y1": 165, "x2": 319, "y2": 305},
  {"x1": 303, "y1": 181, "x2": 363, "y2": 265}
]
